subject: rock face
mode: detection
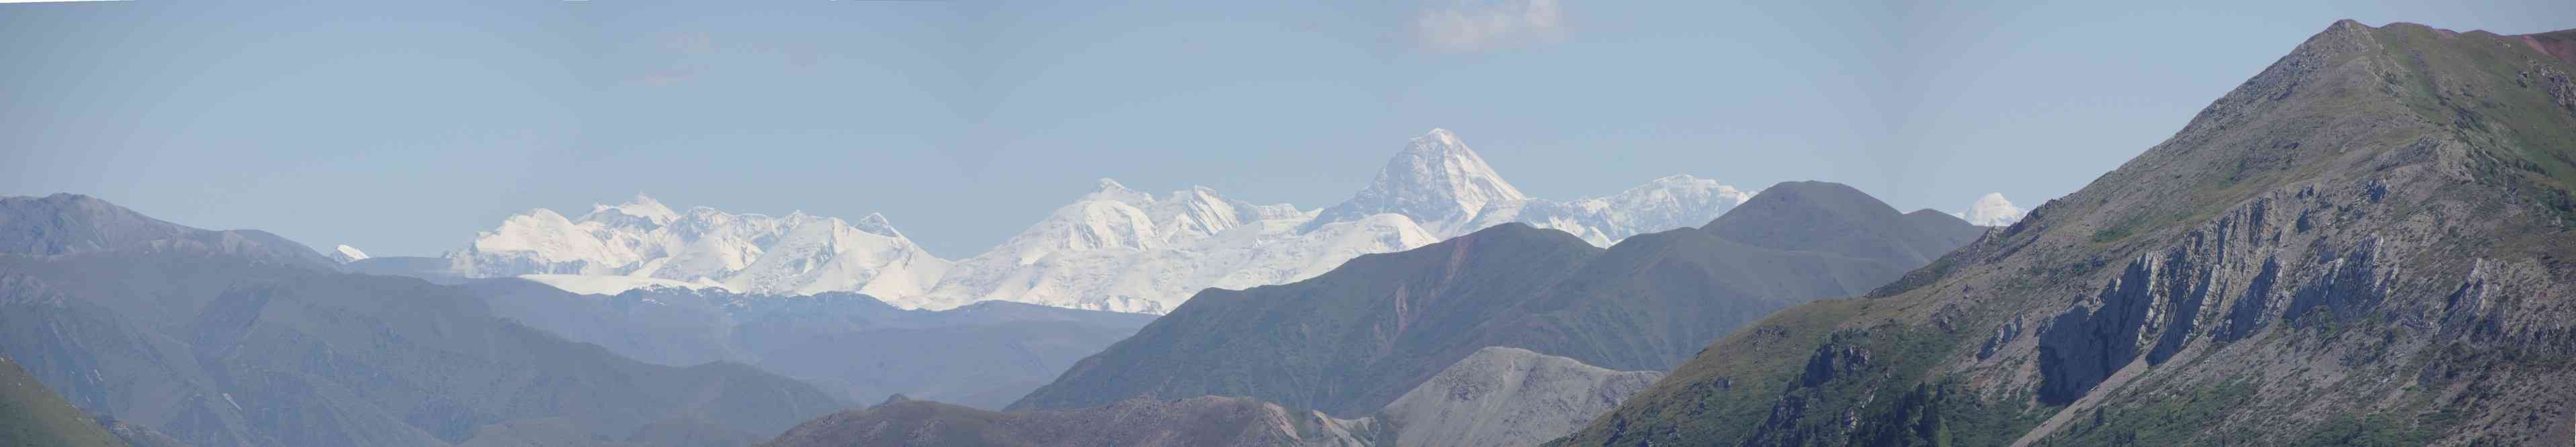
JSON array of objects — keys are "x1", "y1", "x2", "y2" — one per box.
[
  {"x1": 1010, "y1": 181, "x2": 1979, "y2": 417},
  {"x1": 758, "y1": 396, "x2": 1379, "y2": 447},
  {"x1": 1370, "y1": 347, "x2": 1664, "y2": 447},
  {"x1": 0, "y1": 196, "x2": 847, "y2": 447},
  {"x1": 1555, "y1": 21, "x2": 2576, "y2": 446}
]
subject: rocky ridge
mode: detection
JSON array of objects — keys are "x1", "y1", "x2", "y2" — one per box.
[{"x1": 1553, "y1": 21, "x2": 2576, "y2": 446}]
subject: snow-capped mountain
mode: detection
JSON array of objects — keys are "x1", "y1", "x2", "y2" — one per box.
[
  {"x1": 1950, "y1": 193, "x2": 2026, "y2": 226},
  {"x1": 329, "y1": 244, "x2": 370, "y2": 264},
  {"x1": 920, "y1": 130, "x2": 1749, "y2": 313},
  {"x1": 1467, "y1": 175, "x2": 1756, "y2": 246},
  {"x1": 1301, "y1": 128, "x2": 1527, "y2": 236},
  {"x1": 912, "y1": 179, "x2": 1413, "y2": 313},
  {"x1": 441, "y1": 130, "x2": 1748, "y2": 314},
  {"x1": 444, "y1": 195, "x2": 951, "y2": 297}
]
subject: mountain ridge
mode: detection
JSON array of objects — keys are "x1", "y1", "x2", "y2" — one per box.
[
  {"x1": 0, "y1": 196, "x2": 851, "y2": 447},
  {"x1": 1011, "y1": 180, "x2": 1979, "y2": 416},
  {"x1": 1552, "y1": 19, "x2": 2576, "y2": 446}
]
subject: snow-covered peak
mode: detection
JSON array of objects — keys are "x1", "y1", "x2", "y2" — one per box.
[
  {"x1": 1950, "y1": 193, "x2": 2026, "y2": 226},
  {"x1": 1148, "y1": 186, "x2": 1252, "y2": 242},
  {"x1": 1392, "y1": 129, "x2": 1525, "y2": 206},
  {"x1": 1304, "y1": 128, "x2": 1529, "y2": 234},
  {"x1": 1467, "y1": 174, "x2": 1753, "y2": 246},
  {"x1": 1086, "y1": 178, "x2": 1156, "y2": 205},
  {"x1": 1602, "y1": 175, "x2": 1754, "y2": 209},
  {"x1": 852, "y1": 212, "x2": 903, "y2": 238},
  {"x1": 581, "y1": 193, "x2": 680, "y2": 229},
  {"x1": 329, "y1": 244, "x2": 370, "y2": 264},
  {"x1": 447, "y1": 195, "x2": 945, "y2": 300},
  {"x1": 465, "y1": 207, "x2": 627, "y2": 268}
]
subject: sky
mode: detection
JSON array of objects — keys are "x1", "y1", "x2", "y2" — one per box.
[{"x1": 5, "y1": 1, "x2": 2573, "y2": 258}]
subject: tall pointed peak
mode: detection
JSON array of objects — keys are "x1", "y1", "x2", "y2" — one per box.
[{"x1": 1303, "y1": 128, "x2": 1527, "y2": 233}]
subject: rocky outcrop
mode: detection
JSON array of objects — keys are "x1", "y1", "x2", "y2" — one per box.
[
  {"x1": 1370, "y1": 347, "x2": 1662, "y2": 447},
  {"x1": 1976, "y1": 315, "x2": 2024, "y2": 360}
]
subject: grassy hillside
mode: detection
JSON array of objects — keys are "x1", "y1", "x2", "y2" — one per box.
[{"x1": 0, "y1": 356, "x2": 125, "y2": 447}]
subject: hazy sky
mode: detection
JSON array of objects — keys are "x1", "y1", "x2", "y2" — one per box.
[{"x1": 6, "y1": 1, "x2": 2573, "y2": 258}]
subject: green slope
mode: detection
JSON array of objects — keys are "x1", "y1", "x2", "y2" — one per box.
[
  {"x1": 1554, "y1": 20, "x2": 2576, "y2": 446},
  {"x1": 0, "y1": 356, "x2": 125, "y2": 447}
]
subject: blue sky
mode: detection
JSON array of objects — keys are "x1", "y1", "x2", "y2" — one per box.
[{"x1": 5, "y1": 1, "x2": 2573, "y2": 257}]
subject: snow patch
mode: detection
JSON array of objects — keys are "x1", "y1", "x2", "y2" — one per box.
[{"x1": 329, "y1": 245, "x2": 370, "y2": 264}]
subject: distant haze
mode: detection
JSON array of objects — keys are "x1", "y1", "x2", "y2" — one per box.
[{"x1": 4, "y1": 1, "x2": 2571, "y2": 257}]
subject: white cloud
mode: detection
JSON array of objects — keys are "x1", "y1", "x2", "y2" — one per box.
[{"x1": 1415, "y1": 0, "x2": 1563, "y2": 53}]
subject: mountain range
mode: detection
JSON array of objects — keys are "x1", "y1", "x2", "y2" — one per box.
[
  {"x1": 0, "y1": 194, "x2": 848, "y2": 447},
  {"x1": 1010, "y1": 180, "x2": 1983, "y2": 417},
  {"x1": 415, "y1": 129, "x2": 1846, "y2": 314},
  {"x1": 446, "y1": 195, "x2": 953, "y2": 299},
  {"x1": 1553, "y1": 20, "x2": 2576, "y2": 446},
  {"x1": 7, "y1": 16, "x2": 2536, "y2": 447}
]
